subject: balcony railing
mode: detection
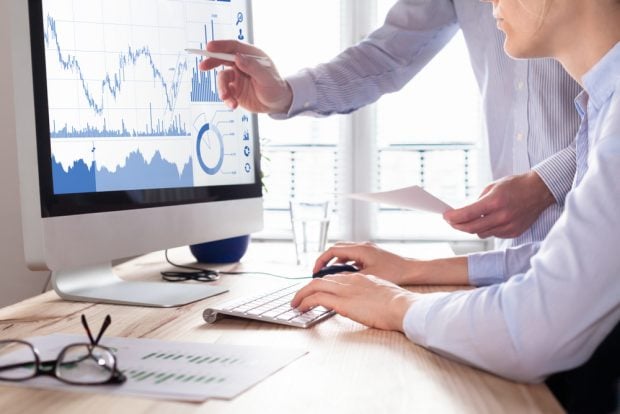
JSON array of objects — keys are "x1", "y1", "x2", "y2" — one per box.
[
  {"x1": 257, "y1": 142, "x2": 479, "y2": 241},
  {"x1": 261, "y1": 142, "x2": 478, "y2": 207}
]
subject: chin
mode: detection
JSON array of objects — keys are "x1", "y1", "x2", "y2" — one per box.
[
  {"x1": 503, "y1": 34, "x2": 551, "y2": 60},
  {"x1": 503, "y1": 41, "x2": 538, "y2": 60}
]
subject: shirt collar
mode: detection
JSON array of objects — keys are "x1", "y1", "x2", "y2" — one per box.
[{"x1": 582, "y1": 41, "x2": 620, "y2": 112}]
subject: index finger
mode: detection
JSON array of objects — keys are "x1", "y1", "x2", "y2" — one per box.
[
  {"x1": 291, "y1": 278, "x2": 343, "y2": 308},
  {"x1": 199, "y1": 58, "x2": 235, "y2": 72},
  {"x1": 312, "y1": 245, "x2": 360, "y2": 274},
  {"x1": 206, "y1": 40, "x2": 266, "y2": 57},
  {"x1": 443, "y1": 198, "x2": 488, "y2": 225}
]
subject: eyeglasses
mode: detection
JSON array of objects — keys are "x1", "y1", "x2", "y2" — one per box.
[{"x1": 0, "y1": 314, "x2": 126, "y2": 386}]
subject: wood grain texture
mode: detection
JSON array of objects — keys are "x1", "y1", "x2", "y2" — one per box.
[{"x1": 0, "y1": 243, "x2": 563, "y2": 414}]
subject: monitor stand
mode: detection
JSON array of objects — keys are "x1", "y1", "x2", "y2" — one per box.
[{"x1": 52, "y1": 263, "x2": 228, "y2": 307}]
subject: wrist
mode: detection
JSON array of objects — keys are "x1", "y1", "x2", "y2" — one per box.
[
  {"x1": 276, "y1": 80, "x2": 293, "y2": 113},
  {"x1": 527, "y1": 171, "x2": 555, "y2": 209},
  {"x1": 389, "y1": 292, "x2": 418, "y2": 332}
]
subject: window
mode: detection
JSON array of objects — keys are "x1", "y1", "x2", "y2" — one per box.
[
  {"x1": 374, "y1": 0, "x2": 484, "y2": 241},
  {"x1": 253, "y1": 0, "x2": 343, "y2": 238},
  {"x1": 253, "y1": 0, "x2": 485, "y2": 243}
]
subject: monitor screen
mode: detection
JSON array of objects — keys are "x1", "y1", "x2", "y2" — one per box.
[
  {"x1": 9, "y1": 0, "x2": 263, "y2": 307},
  {"x1": 32, "y1": 0, "x2": 261, "y2": 216}
]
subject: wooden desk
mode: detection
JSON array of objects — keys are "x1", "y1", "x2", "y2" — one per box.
[{"x1": 0, "y1": 242, "x2": 563, "y2": 414}]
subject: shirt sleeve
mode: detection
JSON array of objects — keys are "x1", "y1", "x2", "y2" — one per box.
[
  {"x1": 467, "y1": 242, "x2": 541, "y2": 286},
  {"x1": 403, "y1": 135, "x2": 620, "y2": 383},
  {"x1": 271, "y1": 0, "x2": 459, "y2": 119},
  {"x1": 532, "y1": 143, "x2": 577, "y2": 206}
]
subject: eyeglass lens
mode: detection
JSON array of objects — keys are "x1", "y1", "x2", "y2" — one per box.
[
  {"x1": 56, "y1": 344, "x2": 116, "y2": 384},
  {"x1": 0, "y1": 341, "x2": 38, "y2": 380}
]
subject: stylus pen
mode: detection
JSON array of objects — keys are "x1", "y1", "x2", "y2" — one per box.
[{"x1": 185, "y1": 48, "x2": 271, "y2": 67}]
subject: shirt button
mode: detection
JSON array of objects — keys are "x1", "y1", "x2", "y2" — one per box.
[
  {"x1": 303, "y1": 102, "x2": 310, "y2": 108},
  {"x1": 517, "y1": 81, "x2": 525, "y2": 90},
  {"x1": 516, "y1": 132, "x2": 524, "y2": 141}
]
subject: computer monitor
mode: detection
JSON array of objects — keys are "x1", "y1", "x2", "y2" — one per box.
[{"x1": 8, "y1": 0, "x2": 263, "y2": 307}]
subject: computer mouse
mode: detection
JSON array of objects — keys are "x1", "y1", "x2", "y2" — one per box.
[{"x1": 312, "y1": 263, "x2": 360, "y2": 278}]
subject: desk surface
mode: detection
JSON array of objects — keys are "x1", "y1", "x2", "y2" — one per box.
[{"x1": 0, "y1": 242, "x2": 563, "y2": 414}]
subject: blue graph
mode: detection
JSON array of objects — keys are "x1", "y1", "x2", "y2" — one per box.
[
  {"x1": 51, "y1": 107, "x2": 189, "y2": 138},
  {"x1": 51, "y1": 156, "x2": 96, "y2": 194},
  {"x1": 190, "y1": 21, "x2": 222, "y2": 103},
  {"x1": 195, "y1": 123, "x2": 224, "y2": 175},
  {"x1": 52, "y1": 150, "x2": 193, "y2": 194},
  {"x1": 96, "y1": 150, "x2": 193, "y2": 192},
  {"x1": 44, "y1": 15, "x2": 190, "y2": 138}
]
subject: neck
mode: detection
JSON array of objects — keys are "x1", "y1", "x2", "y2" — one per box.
[{"x1": 553, "y1": 5, "x2": 620, "y2": 86}]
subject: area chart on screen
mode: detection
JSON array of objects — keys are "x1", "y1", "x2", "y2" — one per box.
[{"x1": 42, "y1": 0, "x2": 256, "y2": 194}]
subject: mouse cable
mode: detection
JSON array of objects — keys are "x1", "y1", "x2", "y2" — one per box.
[{"x1": 161, "y1": 249, "x2": 311, "y2": 282}]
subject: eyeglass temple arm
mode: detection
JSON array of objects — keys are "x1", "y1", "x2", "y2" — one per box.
[{"x1": 81, "y1": 314, "x2": 112, "y2": 346}]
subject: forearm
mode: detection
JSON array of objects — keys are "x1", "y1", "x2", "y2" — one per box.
[
  {"x1": 401, "y1": 256, "x2": 469, "y2": 286},
  {"x1": 278, "y1": 0, "x2": 458, "y2": 118}
]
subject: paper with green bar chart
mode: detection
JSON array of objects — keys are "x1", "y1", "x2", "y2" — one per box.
[{"x1": 5, "y1": 334, "x2": 307, "y2": 402}]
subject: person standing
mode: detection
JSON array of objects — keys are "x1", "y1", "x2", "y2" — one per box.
[{"x1": 200, "y1": 0, "x2": 581, "y2": 253}]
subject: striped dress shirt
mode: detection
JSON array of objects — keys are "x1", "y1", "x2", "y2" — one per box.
[{"x1": 280, "y1": 0, "x2": 582, "y2": 277}]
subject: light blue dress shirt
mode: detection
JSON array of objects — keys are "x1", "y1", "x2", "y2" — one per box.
[
  {"x1": 278, "y1": 0, "x2": 581, "y2": 255},
  {"x1": 404, "y1": 42, "x2": 620, "y2": 382}
]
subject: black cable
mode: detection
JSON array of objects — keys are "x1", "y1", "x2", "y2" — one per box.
[{"x1": 161, "y1": 249, "x2": 312, "y2": 282}]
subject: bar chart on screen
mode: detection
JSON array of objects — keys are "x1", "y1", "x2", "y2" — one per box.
[{"x1": 42, "y1": 0, "x2": 256, "y2": 194}]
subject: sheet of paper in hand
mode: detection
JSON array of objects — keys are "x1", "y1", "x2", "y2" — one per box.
[{"x1": 346, "y1": 185, "x2": 452, "y2": 214}]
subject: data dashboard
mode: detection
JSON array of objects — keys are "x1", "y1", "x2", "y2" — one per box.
[{"x1": 42, "y1": 0, "x2": 255, "y2": 194}]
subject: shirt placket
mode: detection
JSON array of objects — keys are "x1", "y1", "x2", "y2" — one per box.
[{"x1": 512, "y1": 61, "x2": 530, "y2": 174}]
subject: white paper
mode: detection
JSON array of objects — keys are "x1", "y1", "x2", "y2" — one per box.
[
  {"x1": 0, "y1": 334, "x2": 307, "y2": 402},
  {"x1": 347, "y1": 185, "x2": 452, "y2": 214}
]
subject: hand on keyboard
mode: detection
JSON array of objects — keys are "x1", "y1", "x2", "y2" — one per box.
[{"x1": 203, "y1": 283, "x2": 334, "y2": 328}]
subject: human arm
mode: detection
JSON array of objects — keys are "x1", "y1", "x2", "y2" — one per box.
[
  {"x1": 313, "y1": 240, "x2": 541, "y2": 287},
  {"x1": 312, "y1": 242, "x2": 468, "y2": 286},
  {"x1": 281, "y1": 0, "x2": 459, "y2": 118},
  {"x1": 200, "y1": 0, "x2": 459, "y2": 117}
]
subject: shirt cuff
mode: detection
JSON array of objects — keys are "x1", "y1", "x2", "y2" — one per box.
[
  {"x1": 403, "y1": 292, "x2": 451, "y2": 346},
  {"x1": 467, "y1": 250, "x2": 506, "y2": 286},
  {"x1": 269, "y1": 71, "x2": 318, "y2": 120},
  {"x1": 532, "y1": 147, "x2": 576, "y2": 206}
]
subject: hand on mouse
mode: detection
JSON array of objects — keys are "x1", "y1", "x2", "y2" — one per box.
[
  {"x1": 313, "y1": 242, "x2": 417, "y2": 285},
  {"x1": 314, "y1": 242, "x2": 470, "y2": 286},
  {"x1": 291, "y1": 273, "x2": 420, "y2": 332}
]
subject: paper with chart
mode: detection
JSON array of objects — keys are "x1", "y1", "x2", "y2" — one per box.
[
  {"x1": 347, "y1": 185, "x2": 453, "y2": 214},
  {"x1": 0, "y1": 334, "x2": 306, "y2": 402}
]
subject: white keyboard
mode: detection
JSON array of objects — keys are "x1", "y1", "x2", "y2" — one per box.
[{"x1": 203, "y1": 283, "x2": 335, "y2": 328}]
